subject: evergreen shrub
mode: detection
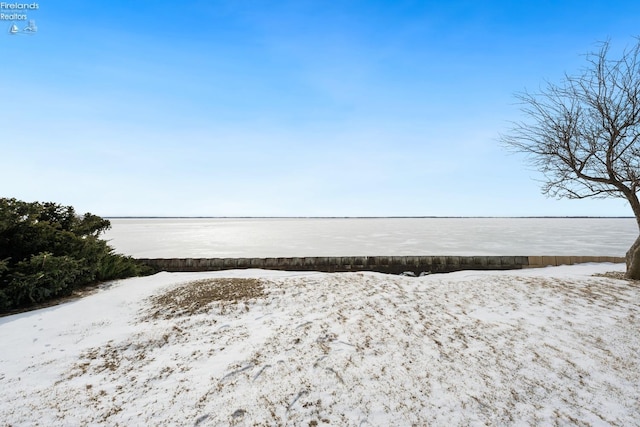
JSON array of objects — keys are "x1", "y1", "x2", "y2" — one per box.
[{"x1": 0, "y1": 198, "x2": 153, "y2": 312}]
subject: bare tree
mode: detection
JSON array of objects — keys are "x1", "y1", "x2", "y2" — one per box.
[{"x1": 501, "y1": 39, "x2": 640, "y2": 278}]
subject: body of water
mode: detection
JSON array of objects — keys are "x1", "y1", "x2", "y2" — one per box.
[{"x1": 103, "y1": 217, "x2": 638, "y2": 258}]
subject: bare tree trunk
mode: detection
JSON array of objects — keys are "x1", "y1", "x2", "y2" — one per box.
[
  {"x1": 624, "y1": 192, "x2": 640, "y2": 279},
  {"x1": 626, "y1": 234, "x2": 640, "y2": 279}
]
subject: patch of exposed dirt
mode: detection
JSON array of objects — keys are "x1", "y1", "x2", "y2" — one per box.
[
  {"x1": 146, "y1": 278, "x2": 265, "y2": 320},
  {"x1": 593, "y1": 271, "x2": 640, "y2": 282}
]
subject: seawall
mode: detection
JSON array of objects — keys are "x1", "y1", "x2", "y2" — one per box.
[{"x1": 137, "y1": 255, "x2": 625, "y2": 275}]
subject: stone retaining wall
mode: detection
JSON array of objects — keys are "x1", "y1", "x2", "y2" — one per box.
[
  {"x1": 526, "y1": 256, "x2": 624, "y2": 268},
  {"x1": 138, "y1": 255, "x2": 625, "y2": 275}
]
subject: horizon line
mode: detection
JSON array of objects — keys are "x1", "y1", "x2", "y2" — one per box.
[{"x1": 105, "y1": 216, "x2": 636, "y2": 219}]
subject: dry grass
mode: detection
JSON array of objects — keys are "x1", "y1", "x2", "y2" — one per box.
[
  {"x1": 145, "y1": 278, "x2": 265, "y2": 320},
  {"x1": 11, "y1": 271, "x2": 639, "y2": 425},
  {"x1": 593, "y1": 271, "x2": 640, "y2": 282}
]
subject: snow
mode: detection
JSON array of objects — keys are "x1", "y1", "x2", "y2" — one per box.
[
  {"x1": 1, "y1": 263, "x2": 639, "y2": 426},
  {"x1": 103, "y1": 217, "x2": 638, "y2": 258}
]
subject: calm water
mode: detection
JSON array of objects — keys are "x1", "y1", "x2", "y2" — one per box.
[{"x1": 103, "y1": 218, "x2": 638, "y2": 258}]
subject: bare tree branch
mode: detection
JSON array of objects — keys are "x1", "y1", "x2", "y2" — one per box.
[{"x1": 500, "y1": 38, "x2": 640, "y2": 278}]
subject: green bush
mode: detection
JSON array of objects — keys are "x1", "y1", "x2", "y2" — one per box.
[
  {"x1": 0, "y1": 258, "x2": 10, "y2": 310},
  {"x1": 0, "y1": 198, "x2": 153, "y2": 312},
  {"x1": 6, "y1": 253, "x2": 85, "y2": 307}
]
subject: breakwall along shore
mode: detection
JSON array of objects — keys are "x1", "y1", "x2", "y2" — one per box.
[{"x1": 137, "y1": 255, "x2": 625, "y2": 275}]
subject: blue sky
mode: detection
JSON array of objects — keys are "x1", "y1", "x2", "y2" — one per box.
[{"x1": 2, "y1": 0, "x2": 639, "y2": 216}]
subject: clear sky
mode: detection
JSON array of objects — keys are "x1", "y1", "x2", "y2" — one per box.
[{"x1": 2, "y1": 1, "x2": 639, "y2": 217}]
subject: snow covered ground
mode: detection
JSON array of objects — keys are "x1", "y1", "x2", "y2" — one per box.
[{"x1": 1, "y1": 263, "x2": 638, "y2": 426}]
